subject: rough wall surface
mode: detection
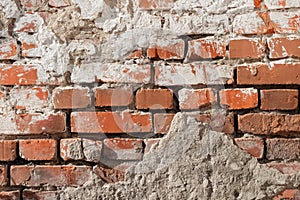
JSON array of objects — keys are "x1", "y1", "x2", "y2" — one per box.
[{"x1": 0, "y1": 0, "x2": 300, "y2": 199}]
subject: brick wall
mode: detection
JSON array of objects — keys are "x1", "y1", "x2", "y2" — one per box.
[{"x1": 0, "y1": 0, "x2": 300, "y2": 198}]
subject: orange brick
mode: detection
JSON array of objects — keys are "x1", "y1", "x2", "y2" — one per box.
[
  {"x1": 187, "y1": 38, "x2": 226, "y2": 60},
  {"x1": 0, "y1": 64, "x2": 38, "y2": 85},
  {"x1": 103, "y1": 138, "x2": 143, "y2": 160},
  {"x1": 11, "y1": 165, "x2": 92, "y2": 187},
  {"x1": 15, "y1": 112, "x2": 66, "y2": 134},
  {"x1": 52, "y1": 87, "x2": 91, "y2": 109},
  {"x1": 94, "y1": 87, "x2": 133, "y2": 107},
  {"x1": 156, "y1": 40, "x2": 185, "y2": 60},
  {"x1": 19, "y1": 139, "x2": 57, "y2": 161},
  {"x1": 0, "y1": 140, "x2": 17, "y2": 161},
  {"x1": 136, "y1": 88, "x2": 174, "y2": 109},
  {"x1": 268, "y1": 37, "x2": 300, "y2": 58},
  {"x1": 234, "y1": 137, "x2": 264, "y2": 158},
  {"x1": 229, "y1": 39, "x2": 265, "y2": 59},
  {"x1": 273, "y1": 189, "x2": 300, "y2": 200},
  {"x1": 0, "y1": 38, "x2": 18, "y2": 60},
  {"x1": 71, "y1": 112, "x2": 152, "y2": 133},
  {"x1": 154, "y1": 113, "x2": 175, "y2": 134},
  {"x1": 220, "y1": 88, "x2": 258, "y2": 110},
  {"x1": 178, "y1": 88, "x2": 217, "y2": 110}
]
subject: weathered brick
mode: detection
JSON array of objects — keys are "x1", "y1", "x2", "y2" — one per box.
[
  {"x1": 155, "y1": 63, "x2": 234, "y2": 86},
  {"x1": 144, "y1": 138, "x2": 160, "y2": 153},
  {"x1": 60, "y1": 138, "x2": 84, "y2": 161},
  {"x1": 266, "y1": 138, "x2": 300, "y2": 160},
  {"x1": 93, "y1": 165, "x2": 125, "y2": 183},
  {"x1": 23, "y1": 190, "x2": 58, "y2": 199},
  {"x1": 154, "y1": 113, "x2": 175, "y2": 134},
  {"x1": 0, "y1": 64, "x2": 53, "y2": 85},
  {"x1": 15, "y1": 112, "x2": 66, "y2": 134},
  {"x1": 237, "y1": 63, "x2": 300, "y2": 85},
  {"x1": 71, "y1": 112, "x2": 152, "y2": 133},
  {"x1": 10, "y1": 87, "x2": 49, "y2": 110},
  {"x1": 0, "y1": 191, "x2": 20, "y2": 200},
  {"x1": 139, "y1": 0, "x2": 174, "y2": 10},
  {"x1": 267, "y1": 162, "x2": 300, "y2": 174},
  {"x1": 233, "y1": 12, "x2": 268, "y2": 34},
  {"x1": 103, "y1": 138, "x2": 143, "y2": 161},
  {"x1": 178, "y1": 88, "x2": 217, "y2": 110},
  {"x1": 268, "y1": 37, "x2": 300, "y2": 58},
  {"x1": 21, "y1": 35, "x2": 41, "y2": 58},
  {"x1": 49, "y1": 0, "x2": 70, "y2": 7},
  {"x1": 264, "y1": 0, "x2": 300, "y2": 9},
  {"x1": 0, "y1": 140, "x2": 17, "y2": 161},
  {"x1": 229, "y1": 39, "x2": 265, "y2": 59},
  {"x1": 0, "y1": 165, "x2": 7, "y2": 186},
  {"x1": 136, "y1": 88, "x2": 174, "y2": 109},
  {"x1": 219, "y1": 88, "x2": 258, "y2": 110},
  {"x1": 19, "y1": 139, "x2": 57, "y2": 161},
  {"x1": 187, "y1": 38, "x2": 226, "y2": 60},
  {"x1": 14, "y1": 12, "x2": 44, "y2": 33},
  {"x1": 82, "y1": 139, "x2": 102, "y2": 162},
  {"x1": 272, "y1": 189, "x2": 300, "y2": 200},
  {"x1": 260, "y1": 89, "x2": 298, "y2": 111},
  {"x1": 147, "y1": 47, "x2": 157, "y2": 58},
  {"x1": 11, "y1": 165, "x2": 92, "y2": 187},
  {"x1": 0, "y1": 38, "x2": 18, "y2": 60},
  {"x1": 254, "y1": 0, "x2": 261, "y2": 8},
  {"x1": 238, "y1": 113, "x2": 300, "y2": 135},
  {"x1": 234, "y1": 137, "x2": 264, "y2": 158},
  {"x1": 194, "y1": 113, "x2": 235, "y2": 134},
  {"x1": 20, "y1": 0, "x2": 43, "y2": 10},
  {"x1": 94, "y1": 87, "x2": 133, "y2": 107},
  {"x1": 52, "y1": 87, "x2": 91, "y2": 109},
  {"x1": 71, "y1": 63, "x2": 151, "y2": 84},
  {"x1": 129, "y1": 50, "x2": 143, "y2": 59},
  {"x1": 154, "y1": 40, "x2": 185, "y2": 60}
]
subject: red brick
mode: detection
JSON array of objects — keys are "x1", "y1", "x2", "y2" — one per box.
[
  {"x1": 60, "y1": 138, "x2": 83, "y2": 161},
  {"x1": 129, "y1": 50, "x2": 143, "y2": 59},
  {"x1": 0, "y1": 140, "x2": 17, "y2": 161},
  {"x1": 0, "y1": 38, "x2": 18, "y2": 60},
  {"x1": 103, "y1": 138, "x2": 143, "y2": 160},
  {"x1": 139, "y1": 0, "x2": 174, "y2": 10},
  {"x1": 15, "y1": 112, "x2": 66, "y2": 134},
  {"x1": 14, "y1": 12, "x2": 44, "y2": 33},
  {"x1": 94, "y1": 87, "x2": 133, "y2": 107},
  {"x1": 0, "y1": 64, "x2": 38, "y2": 85},
  {"x1": 194, "y1": 113, "x2": 235, "y2": 134},
  {"x1": 144, "y1": 138, "x2": 160, "y2": 153},
  {"x1": 229, "y1": 39, "x2": 265, "y2": 59},
  {"x1": 156, "y1": 40, "x2": 185, "y2": 60},
  {"x1": 237, "y1": 63, "x2": 300, "y2": 85},
  {"x1": 238, "y1": 113, "x2": 300, "y2": 135},
  {"x1": 0, "y1": 166, "x2": 7, "y2": 186},
  {"x1": 147, "y1": 47, "x2": 157, "y2": 58},
  {"x1": 10, "y1": 87, "x2": 49, "y2": 110},
  {"x1": 219, "y1": 88, "x2": 258, "y2": 110},
  {"x1": 234, "y1": 137, "x2": 264, "y2": 158},
  {"x1": 0, "y1": 191, "x2": 20, "y2": 200},
  {"x1": 52, "y1": 87, "x2": 91, "y2": 109},
  {"x1": 71, "y1": 112, "x2": 152, "y2": 133},
  {"x1": 93, "y1": 165, "x2": 125, "y2": 183},
  {"x1": 20, "y1": 0, "x2": 43, "y2": 10},
  {"x1": 136, "y1": 88, "x2": 173, "y2": 109},
  {"x1": 260, "y1": 89, "x2": 298, "y2": 111},
  {"x1": 11, "y1": 165, "x2": 92, "y2": 186},
  {"x1": 23, "y1": 190, "x2": 58, "y2": 199},
  {"x1": 154, "y1": 113, "x2": 175, "y2": 134},
  {"x1": 268, "y1": 37, "x2": 300, "y2": 58},
  {"x1": 178, "y1": 88, "x2": 217, "y2": 110},
  {"x1": 21, "y1": 39, "x2": 41, "y2": 58},
  {"x1": 19, "y1": 139, "x2": 57, "y2": 161},
  {"x1": 254, "y1": 0, "x2": 261, "y2": 8},
  {"x1": 272, "y1": 189, "x2": 300, "y2": 200},
  {"x1": 266, "y1": 138, "x2": 300, "y2": 160},
  {"x1": 267, "y1": 162, "x2": 300, "y2": 174},
  {"x1": 187, "y1": 38, "x2": 226, "y2": 60},
  {"x1": 49, "y1": 0, "x2": 70, "y2": 7}
]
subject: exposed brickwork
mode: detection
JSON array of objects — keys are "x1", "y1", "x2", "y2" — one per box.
[{"x1": 0, "y1": 0, "x2": 300, "y2": 196}]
